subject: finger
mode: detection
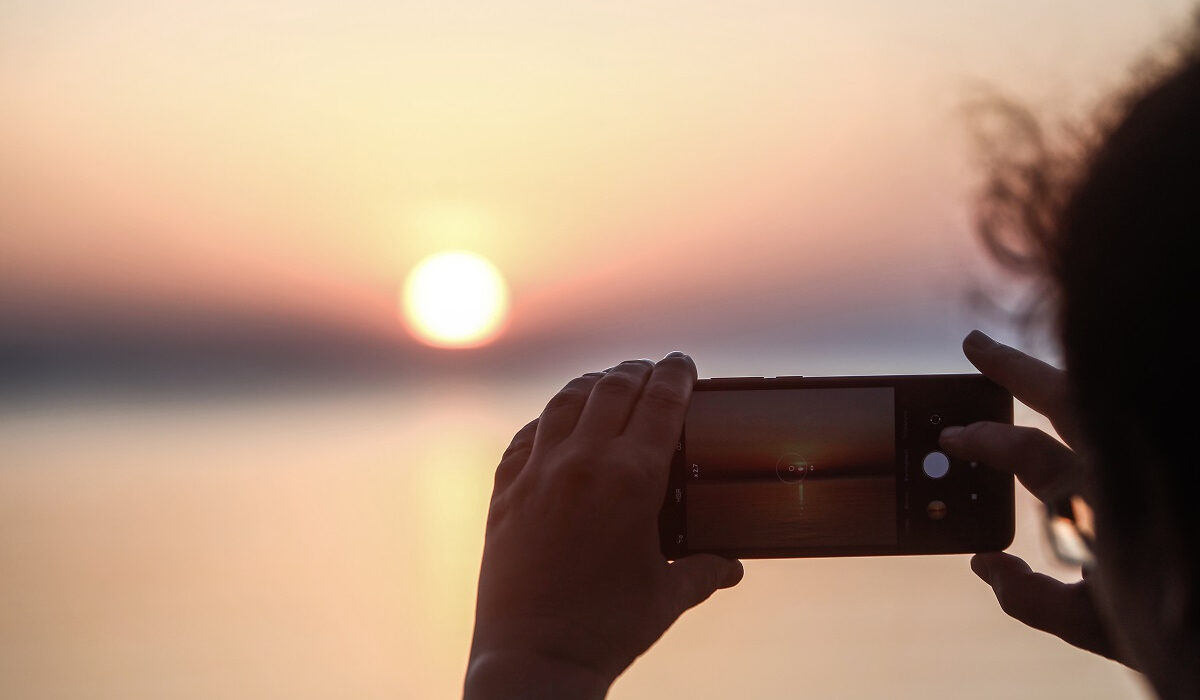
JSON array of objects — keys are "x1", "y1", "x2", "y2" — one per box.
[
  {"x1": 940, "y1": 421, "x2": 1077, "y2": 500},
  {"x1": 531, "y1": 372, "x2": 607, "y2": 452},
  {"x1": 962, "y1": 331, "x2": 1080, "y2": 444},
  {"x1": 971, "y1": 552, "x2": 1120, "y2": 662},
  {"x1": 493, "y1": 418, "x2": 539, "y2": 496},
  {"x1": 623, "y1": 352, "x2": 697, "y2": 458},
  {"x1": 573, "y1": 359, "x2": 656, "y2": 439},
  {"x1": 666, "y1": 555, "x2": 744, "y2": 619}
]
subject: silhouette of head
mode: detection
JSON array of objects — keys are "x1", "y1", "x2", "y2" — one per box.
[{"x1": 974, "y1": 18, "x2": 1200, "y2": 697}]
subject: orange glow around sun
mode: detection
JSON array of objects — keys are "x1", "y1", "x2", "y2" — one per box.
[{"x1": 401, "y1": 251, "x2": 510, "y2": 348}]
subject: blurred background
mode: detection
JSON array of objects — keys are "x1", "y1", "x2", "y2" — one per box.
[{"x1": 1, "y1": 1, "x2": 1187, "y2": 697}]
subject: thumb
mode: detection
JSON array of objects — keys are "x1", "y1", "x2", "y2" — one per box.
[{"x1": 666, "y1": 555, "x2": 744, "y2": 617}]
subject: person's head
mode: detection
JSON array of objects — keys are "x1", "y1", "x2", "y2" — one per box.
[{"x1": 974, "y1": 18, "x2": 1200, "y2": 699}]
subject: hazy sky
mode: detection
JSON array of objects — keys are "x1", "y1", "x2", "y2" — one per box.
[
  {"x1": 1, "y1": 0, "x2": 1193, "y2": 369},
  {"x1": 0, "y1": 8, "x2": 1187, "y2": 694}
]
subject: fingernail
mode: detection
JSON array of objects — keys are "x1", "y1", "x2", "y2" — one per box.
[
  {"x1": 665, "y1": 351, "x2": 690, "y2": 360},
  {"x1": 939, "y1": 426, "x2": 963, "y2": 442},
  {"x1": 964, "y1": 329, "x2": 997, "y2": 351},
  {"x1": 616, "y1": 359, "x2": 654, "y2": 369}
]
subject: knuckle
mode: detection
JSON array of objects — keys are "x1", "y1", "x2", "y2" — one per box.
[
  {"x1": 996, "y1": 590, "x2": 1030, "y2": 621},
  {"x1": 641, "y1": 381, "x2": 689, "y2": 411},
  {"x1": 1012, "y1": 426, "x2": 1048, "y2": 459},
  {"x1": 501, "y1": 432, "x2": 535, "y2": 460},
  {"x1": 494, "y1": 450, "x2": 526, "y2": 486},
  {"x1": 485, "y1": 493, "x2": 511, "y2": 530},
  {"x1": 597, "y1": 371, "x2": 644, "y2": 393},
  {"x1": 543, "y1": 384, "x2": 591, "y2": 414},
  {"x1": 996, "y1": 591, "x2": 1019, "y2": 616}
]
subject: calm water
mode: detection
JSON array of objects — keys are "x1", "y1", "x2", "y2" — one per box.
[
  {"x1": 0, "y1": 380, "x2": 1148, "y2": 699},
  {"x1": 688, "y1": 476, "x2": 896, "y2": 550}
]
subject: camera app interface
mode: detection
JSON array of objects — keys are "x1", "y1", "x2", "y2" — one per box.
[{"x1": 685, "y1": 388, "x2": 897, "y2": 550}]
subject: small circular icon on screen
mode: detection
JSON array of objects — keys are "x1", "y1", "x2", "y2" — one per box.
[
  {"x1": 927, "y1": 500, "x2": 947, "y2": 520},
  {"x1": 776, "y1": 453, "x2": 813, "y2": 484}
]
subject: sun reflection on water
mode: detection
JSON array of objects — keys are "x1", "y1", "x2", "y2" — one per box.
[{"x1": 0, "y1": 391, "x2": 1148, "y2": 699}]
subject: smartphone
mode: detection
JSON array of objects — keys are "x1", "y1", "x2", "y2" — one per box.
[{"x1": 658, "y1": 374, "x2": 1014, "y2": 559}]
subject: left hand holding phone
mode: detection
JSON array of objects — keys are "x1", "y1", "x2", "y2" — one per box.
[
  {"x1": 465, "y1": 354, "x2": 744, "y2": 700},
  {"x1": 938, "y1": 331, "x2": 1125, "y2": 665}
]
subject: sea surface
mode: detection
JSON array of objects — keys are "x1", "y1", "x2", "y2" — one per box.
[
  {"x1": 0, "y1": 378, "x2": 1149, "y2": 699},
  {"x1": 688, "y1": 476, "x2": 896, "y2": 550}
]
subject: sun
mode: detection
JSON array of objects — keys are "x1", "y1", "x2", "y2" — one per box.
[{"x1": 402, "y1": 250, "x2": 510, "y2": 348}]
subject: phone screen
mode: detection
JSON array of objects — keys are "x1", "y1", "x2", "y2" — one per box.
[{"x1": 684, "y1": 387, "x2": 897, "y2": 551}]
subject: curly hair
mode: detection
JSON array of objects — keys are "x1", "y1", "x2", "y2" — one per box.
[
  {"x1": 970, "y1": 14, "x2": 1200, "y2": 567},
  {"x1": 967, "y1": 15, "x2": 1200, "y2": 330}
]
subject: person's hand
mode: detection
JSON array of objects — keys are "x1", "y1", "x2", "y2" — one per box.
[
  {"x1": 938, "y1": 330, "x2": 1128, "y2": 665},
  {"x1": 465, "y1": 354, "x2": 744, "y2": 699}
]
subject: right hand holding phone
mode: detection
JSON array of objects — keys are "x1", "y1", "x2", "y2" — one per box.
[{"x1": 938, "y1": 330, "x2": 1128, "y2": 666}]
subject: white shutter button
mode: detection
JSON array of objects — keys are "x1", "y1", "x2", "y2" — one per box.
[{"x1": 922, "y1": 451, "x2": 950, "y2": 479}]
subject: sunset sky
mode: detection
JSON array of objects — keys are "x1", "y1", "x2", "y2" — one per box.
[
  {"x1": 2, "y1": 4, "x2": 1189, "y2": 698},
  {"x1": 2, "y1": 0, "x2": 1192, "y2": 376}
]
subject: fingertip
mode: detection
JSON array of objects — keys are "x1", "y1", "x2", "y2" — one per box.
[
  {"x1": 666, "y1": 554, "x2": 742, "y2": 616},
  {"x1": 674, "y1": 554, "x2": 742, "y2": 590},
  {"x1": 975, "y1": 551, "x2": 1035, "y2": 586},
  {"x1": 964, "y1": 329, "x2": 998, "y2": 353},
  {"x1": 962, "y1": 330, "x2": 1006, "y2": 375},
  {"x1": 658, "y1": 351, "x2": 697, "y2": 377},
  {"x1": 971, "y1": 551, "x2": 1018, "y2": 580},
  {"x1": 939, "y1": 425, "x2": 964, "y2": 447},
  {"x1": 723, "y1": 558, "x2": 745, "y2": 588},
  {"x1": 702, "y1": 555, "x2": 743, "y2": 591},
  {"x1": 938, "y1": 422, "x2": 984, "y2": 461}
]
